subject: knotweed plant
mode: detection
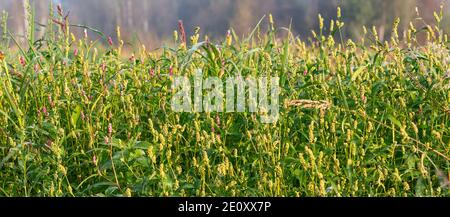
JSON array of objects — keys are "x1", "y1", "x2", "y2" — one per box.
[{"x1": 0, "y1": 4, "x2": 449, "y2": 197}]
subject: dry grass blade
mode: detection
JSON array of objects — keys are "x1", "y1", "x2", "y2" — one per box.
[{"x1": 286, "y1": 100, "x2": 331, "y2": 110}]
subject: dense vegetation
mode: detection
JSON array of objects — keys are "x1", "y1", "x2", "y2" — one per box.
[{"x1": 0, "y1": 4, "x2": 449, "y2": 196}]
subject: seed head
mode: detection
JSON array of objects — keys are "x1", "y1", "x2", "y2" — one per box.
[
  {"x1": 57, "y1": 4, "x2": 63, "y2": 17},
  {"x1": 308, "y1": 121, "x2": 315, "y2": 143},
  {"x1": 411, "y1": 122, "x2": 418, "y2": 135},
  {"x1": 269, "y1": 14, "x2": 274, "y2": 26},
  {"x1": 173, "y1": 30, "x2": 178, "y2": 42},
  {"x1": 116, "y1": 26, "x2": 121, "y2": 40},
  {"x1": 318, "y1": 14, "x2": 324, "y2": 30},
  {"x1": 226, "y1": 30, "x2": 232, "y2": 46}
]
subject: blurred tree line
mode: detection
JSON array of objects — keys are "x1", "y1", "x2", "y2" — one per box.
[{"x1": 0, "y1": 0, "x2": 448, "y2": 47}]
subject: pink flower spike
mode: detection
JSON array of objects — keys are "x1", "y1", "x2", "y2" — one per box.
[
  {"x1": 108, "y1": 123, "x2": 113, "y2": 137},
  {"x1": 48, "y1": 95, "x2": 55, "y2": 108},
  {"x1": 46, "y1": 139, "x2": 53, "y2": 148},
  {"x1": 108, "y1": 37, "x2": 113, "y2": 46},
  {"x1": 169, "y1": 67, "x2": 173, "y2": 76},
  {"x1": 42, "y1": 106, "x2": 49, "y2": 117},
  {"x1": 211, "y1": 126, "x2": 215, "y2": 133},
  {"x1": 93, "y1": 155, "x2": 97, "y2": 166},
  {"x1": 303, "y1": 70, "x2": 308, "y2": 76},
  {"x1": 81, "y1": 110, "x2": 85, "y2": 121},
  {"x1": 19, "y1": 56, "x2": 26, "y2": 66},
  {"x1": 74, "y1": 48, "x2": 78, "y2": 57},
  {"x1": 84, "y1": 29, "x2": 88, "y2": 39},
  {"x1": 216, "y1": 115, "x2": 221, "y2": 126},
  {"x1": 101, "y1": 63, "x2": 106, "y2": 72}
]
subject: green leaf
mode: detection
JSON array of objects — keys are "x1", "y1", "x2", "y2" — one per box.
[
  {"x1": 293, "y1": 169, "x2": 301, "y2": 178},
  {"x1": 351, "y1": 65, "x2": 367, "y2": 82},
  {"x1": 388, "y1": 115, "x2": 402, "y2": 129},
  {"x1": 0, "y1": 148, "x2": 17, "y2": 169},
  {"x1": 71, "y1": 105, "x2": 82, "y2": 128}
]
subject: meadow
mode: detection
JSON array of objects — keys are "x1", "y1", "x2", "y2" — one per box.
[{"x1": 0, "y1": 4, "x2": 449, "y2": 197}]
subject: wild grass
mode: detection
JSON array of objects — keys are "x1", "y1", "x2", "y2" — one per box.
[{"x1": 0, "y1": 3, "x2": 449, "y2": 197}]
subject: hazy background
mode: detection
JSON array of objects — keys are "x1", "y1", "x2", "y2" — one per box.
[{"x1": 0, "y1": 0, "x2": 449, "y2": 48}]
